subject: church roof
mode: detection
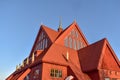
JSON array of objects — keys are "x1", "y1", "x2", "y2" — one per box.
[
  {"x1": 78, "y1": 38, "x2": 120, "y2": 72},
  {"x1": 42, "y1": 43, "x2": 88, "y2": 80},
  {"x1": 6, "y1": 21, "x2": 120, "y2": 80},
  {"x1": 78, "y1": 38, "x2": 105, "y2": 72}
]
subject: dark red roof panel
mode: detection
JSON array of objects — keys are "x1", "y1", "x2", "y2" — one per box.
[{"x1": 78, "y1": 38, "x2": 105, "y2": 72}]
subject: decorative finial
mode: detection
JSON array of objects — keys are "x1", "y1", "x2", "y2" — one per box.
[
  {"x1": 59, "y1": 17, "x2": 62, "y2": 28},
  {"x1": 58, "y1": 17, "x2": 63, "y2": 32}
]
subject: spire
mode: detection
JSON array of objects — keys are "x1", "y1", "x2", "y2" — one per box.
[
  {"x1": 58, "y1": 17, "x2": 63, "y2": 32},
  {"x1": 59, "y1": 17, "x2": 62, "y2": 29}
]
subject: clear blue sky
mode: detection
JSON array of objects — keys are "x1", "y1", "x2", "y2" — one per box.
[{"x1": 0, "y1": 0, "x2": 120, "y2": 79}]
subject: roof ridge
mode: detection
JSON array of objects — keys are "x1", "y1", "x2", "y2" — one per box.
[
  {"x1": 41, "y1": 25, "x2": 58, "y2": 33},
  {"x1": 41, "y1": 25, "x2": 60, "y2": 42}
]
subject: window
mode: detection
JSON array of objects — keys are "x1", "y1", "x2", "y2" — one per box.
[
  {"x1": 55, "y1": 70, "x2": 58, "y2": 77},
  {"x1": 59, "y1": 70, "x2": 62, "y2": 77},
  {"x1": 42, "y1": 39, "x2": 45, "y2": 50},
  {"x1": 64, "y1": 37, "x2": 68, "y2": 47},
  {"x1": 40, "y1": 41, "x2": 42, "y2": 49},
  {"x1": 34, "y1": 31, "x2": 50, "y2": 52},
  {"x1": 45, "y1": 38, "x2": 48, "y2": 48},
  {"x1": 75, "y1": 31, "x2": 78, "y2": 38},
  {"x1": 50, "y1": 69, "x2": 62, "y2": 78},
  {"x1": 69, "y1": 37, "x2": 72, "y2": 48},
  {"x1": 71, "y1": 29, "x2": 75, "y2": 36},
  {"x1": 50, "y1": 69, "x2": 54, "y2": 77},
  {"x1": 73, "y1": 39, "x2": 77, "y2": 50},
  {"x1": 64, "y1": 29, "x2": 86, "y2": 50},
  {"x1": 77, "y1": 40, "x2": 80, "y2": 50}
]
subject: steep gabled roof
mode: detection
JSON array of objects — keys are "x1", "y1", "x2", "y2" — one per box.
[
  {"x1": 78, "y1": 38, "x2": 120, "y2": 72},
  {"x1": 41, "y1": 25, "x2": 60, "y2": 42},
  {"x1": 29, "y1": 25, "x2": 60, "y2": 57},
  {"x1": 55, "y1": 21, "x2": 89, "y2": 45},
  {"x1": 98, "y1": 38, "x2": 120, "y2": 70},
  {"x1": 42, "y1": 43, "x2": 71, "y2": 66},
  {"x1": 78, "y1": 38, "x2": 105, "y2": 72}
]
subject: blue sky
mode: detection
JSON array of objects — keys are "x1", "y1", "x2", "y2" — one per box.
[{"x1": 0, "y1": 0, "x2": 120, "y2": 79}]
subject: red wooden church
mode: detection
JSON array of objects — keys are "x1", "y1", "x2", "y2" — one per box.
[{"x1": 6, "y1": 21, "x2": 120, "y2": 80}]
